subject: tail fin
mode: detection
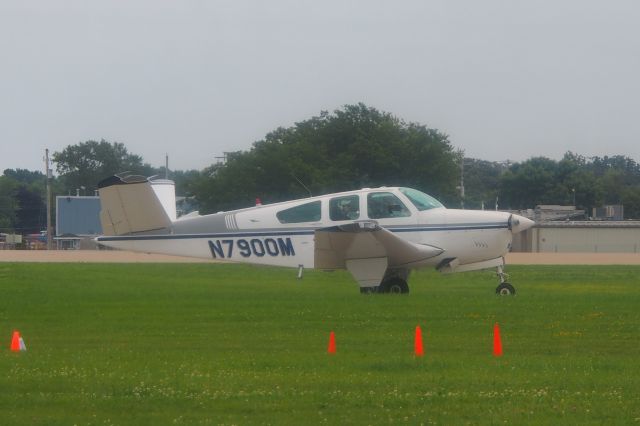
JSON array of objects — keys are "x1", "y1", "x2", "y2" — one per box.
[{"x1": 98, "y1": 173, "x2": 175, "y2": 236}]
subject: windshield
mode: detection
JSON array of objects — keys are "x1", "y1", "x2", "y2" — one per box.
[{"x1": 399, "y1": 187, "x2": 445, "y2": 211}]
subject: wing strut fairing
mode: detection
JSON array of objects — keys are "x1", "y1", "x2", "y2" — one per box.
[{"x1": 314, "y1": 221, "x2": 443, "y2": 287}]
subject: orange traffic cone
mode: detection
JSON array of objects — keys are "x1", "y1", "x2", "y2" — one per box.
[
  {"x1": 493, "y1": 323, "x2": 503, "y2": 357},
  {"x1": 414, "y1": 325, "x2": 424, "y2": 357},
  {"x1": 327, "y1": 331, "x2": 336, "y2": 354},
  {"x1": 10, "y1": 331, "x2": 21, "y2": 352}
]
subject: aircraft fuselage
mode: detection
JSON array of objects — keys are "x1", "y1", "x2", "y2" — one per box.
[{"x1": 97, "y1": 186, "x2": 530, "y2": 271}]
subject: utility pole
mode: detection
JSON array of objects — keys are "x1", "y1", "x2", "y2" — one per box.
[
  {"x1": 456, "y1": 149, "x2": 465, "y2": 209},
  {"x1": 214, "y1": 152, "x2": 228, "y2": 164},
  {"x1": 44, "y1": 149, "x2": 53, "y2": 250},
  {"x1": 165, "y1": 154, "x2": 169, "y2": 179},
  {"x1": 460, "y1": 158, "x2": 465, "y2": 209}
]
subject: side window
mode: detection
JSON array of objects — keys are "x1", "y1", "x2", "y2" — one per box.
[
  {"x1": 329, "y1": 195, "x2": 360, "y2": 221},
  {"x1": 276, "y1": 201, "x2": 321, "y2": 224},
  {"x1": 367, "y1": 192, "x2": 411, "y2": 219}
]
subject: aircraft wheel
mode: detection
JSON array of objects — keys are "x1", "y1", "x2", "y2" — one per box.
[
  {"x1": 379, "y1": 278, "x2": 409, "y2": 294},
  {"x1": 360, "y1": 286, "x2": 379, "y2": 294},
  {"x1": 495, "y1": 282, "x2": 516, "y2": 296}
]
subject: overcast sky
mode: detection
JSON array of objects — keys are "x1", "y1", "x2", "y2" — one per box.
[{"x1": 2, "y1": 0, "x2": 640, "y2": 174}]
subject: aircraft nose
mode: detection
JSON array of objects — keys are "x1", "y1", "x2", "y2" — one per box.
[{"x1": 509, "y1": 214, "x2": 535, "y2": 234}]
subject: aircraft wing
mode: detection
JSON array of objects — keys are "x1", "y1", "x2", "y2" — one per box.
[{"x1": 314, "y1": 221, "x2": 443, "y2": 287}]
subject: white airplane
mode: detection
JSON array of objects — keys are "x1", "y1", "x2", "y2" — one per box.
[{"x1": 95, "y1": 173, "x2": 534, "y2": 295}]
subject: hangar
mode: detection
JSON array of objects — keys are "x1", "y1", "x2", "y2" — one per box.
[{"x1": 513, "y1": 221, "x2": 640, "y2": 253}]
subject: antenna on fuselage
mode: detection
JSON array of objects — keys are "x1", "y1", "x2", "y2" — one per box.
[{"x1": 291, "y1": 172, "x2": 312, "y2": 198}]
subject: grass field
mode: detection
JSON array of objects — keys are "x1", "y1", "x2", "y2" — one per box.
[{"x1": 1, "y1": 262, "x2": 639, "y2": 425}]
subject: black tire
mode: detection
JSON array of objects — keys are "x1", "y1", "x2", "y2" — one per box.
[
  {"x1": 359, "y1": 286, "x2": 379, "y2": 294},
  {"x1": 379, "y1": 278, "x2": 409, "y2": 294},
  {"x1": 495, "y1": 282, "x2": 516, "y2": 296}
]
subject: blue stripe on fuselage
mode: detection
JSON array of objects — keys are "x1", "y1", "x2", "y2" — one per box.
[{"x1": 96, "y1": 222, "x2": 509, "y2": 242}]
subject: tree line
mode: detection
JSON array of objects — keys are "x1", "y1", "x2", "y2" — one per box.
[{"x1": 3, "y1": 103, "x2": 640, "y2": 234}]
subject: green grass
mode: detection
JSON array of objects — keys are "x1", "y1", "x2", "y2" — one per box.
[{"x1": 1, "y1": 263, "x2": 639, "y2": 425}]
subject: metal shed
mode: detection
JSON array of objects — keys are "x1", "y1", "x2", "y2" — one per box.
[{"x1": 55, "y1": 196, "x2": 102, "y2": 237}]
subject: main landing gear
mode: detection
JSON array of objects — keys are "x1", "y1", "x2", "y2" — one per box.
[
  {"x1": 359, "y1": 278, "x2": 410, "y2": 294},
  {"x1": 495, "y1": 265, "x2": 516, "y2": 296},
  {"x1": 379, "y1": 277, "x2": 409, "y2": 294},
  {"x1": 360, "y1": 269, "x2": 410, "y2": 294}
]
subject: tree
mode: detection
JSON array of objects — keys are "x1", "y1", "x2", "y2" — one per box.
[
  {"x1": 557, "y1": 153, "x2": 601, "y2": 211},
  {"x1": 1, "y1": 169, "x2": 54, "y2": 234},
  {"x1": 496, "y1": 152, "x2": 640, "y2": 217},
  {"x1": 499, "y1": 157, "x2": 561, "y2": 209},
  {"x1": 14, "y1": 185, "x2": 45, "y2": 234},
  {"x1": 620, "y1": 186, "x2": 640, "y2": 219},
  {"x1": 193, "y1": 104, "x2": 458, "y2": 213},
  {"x1": 169, "y1": 169, "x2": 203, "y2": 197},
  {"x1": 461, "y1": 158, "x2": 507, "y2": 209},
  {"x1": 2, "y1": 169, "x2": 45, "y2": 185},
  {"x1": 0, "y1": 176, "x2": 19, "y2": 233},
  {"x1": 53, "y1": 140, "x2": 156, "y2": 194}
]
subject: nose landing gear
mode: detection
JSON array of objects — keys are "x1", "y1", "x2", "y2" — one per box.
[{"x1": 495, "y1": 265, "x2": 516, "y2": 296}]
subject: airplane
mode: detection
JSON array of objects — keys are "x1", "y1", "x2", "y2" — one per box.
[{"x1": 95, "y1": 173, "x2": 535, "y2": 295}]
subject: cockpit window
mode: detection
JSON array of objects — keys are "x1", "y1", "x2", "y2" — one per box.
[
  {"x1": 276, "y1": 201, "x2": 321, "y2": 223},
  {"x1": 330, "y1": 195, "x2": 360, "y2": 221},
  {"x1": 399, "y1": 187, "x2": 444, "y2": 211},
  {"x1": 367, "y1": 192, "x2": 411, "y2": 219}
]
